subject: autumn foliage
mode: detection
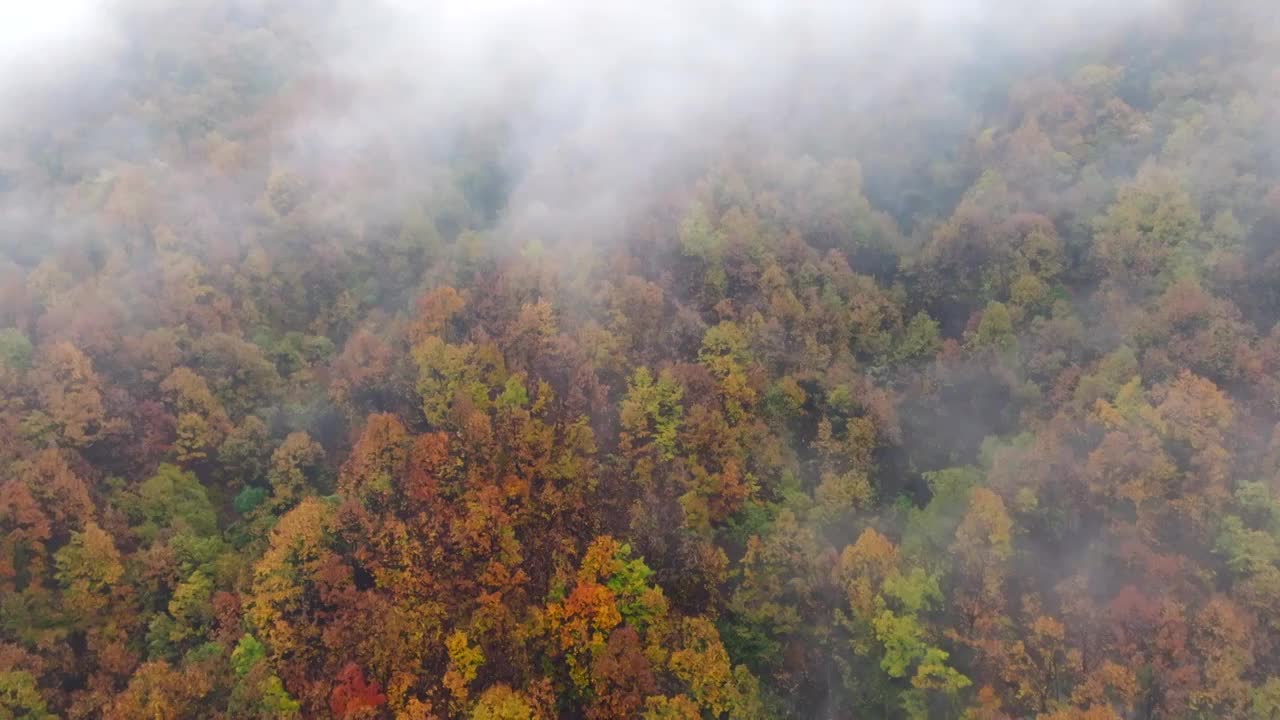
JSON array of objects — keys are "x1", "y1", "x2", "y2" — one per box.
[{"x1": 2, "y1": 1, "x2": 1280, "y2": 718}]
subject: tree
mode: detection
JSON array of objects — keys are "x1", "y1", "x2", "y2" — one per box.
[
  {"x1": 219, "y1": 415, "x2": 271, "y2": 488},
  {"x1": 619, "y1": 367, "x2": 684, "y2": 464},
  {"x1": 471, "y1": 684, "x2": 535, "y2": 720},
  {"x1": 54, "y1": 522, "x2": 124, "y2": 626},
  {"x1": 190, "y1": 333, "x2": 280, "y2": 416},
  {"x1": 161, "y1": 367, "x2": 233, "y2": 463},
  {"x1": 588, "y1": 627, "x2": 657, "y2": 720},
  {"x1": 1093, "y1": 171, "x2": 1200, "y2": 280},
  {"x1": 0, "y1": 329, "x2": 33, "y2": 370},
  {"x1": 102, "y1": 661, "x2": 212, "y2": 720},
  {"x1": 679, "y1": 201, "x2": 727, "y2": 296},
  {"x1": 129, "y1": 464, "x2": 218, "y2": 543},
  {"x1": 0, "y1": 670, "x2": 55, "y2": 720},
  {"x1": 245, "y1": 498, "x2": 336, "y2": 680},
  {"x1": 838, "y1": 527, "x2": 900, "y2": 624},
  {"x1": 30, "y1": 342, "x2": 112, "y2": 447},
  {"x1": 339, "y1": 413, "x2": 410, "y2": 505},
  {"x1": 667, "y1": 617, "x2": 764, "y2": 719},
  {"x1": 971, "y1": 302, "x2": 1016, "y2": 353},
  {"x1": 951, "y1": 488, "x2": 1014, "y2": 630},
  {"x1": 266, "y1": 432, "x2": 326, "y2": 512},
  {"x1": 230, "y1": 634, "x2": 301, "y2": 719},
  {"x1": 444, "y1": 630, "x2": 484, "y2": 712},
  {"x1": 329, "y1": 662, "x2": 386, "y2": 719}
]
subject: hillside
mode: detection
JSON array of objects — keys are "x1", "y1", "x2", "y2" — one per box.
[{"x1": 2, "y1": 1, "x2": 1280, "y2": 718}]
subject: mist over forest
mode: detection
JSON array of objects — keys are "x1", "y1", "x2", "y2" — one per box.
[{"x1": 2, "y1": 1, "x2": 1280, "y2": 718}]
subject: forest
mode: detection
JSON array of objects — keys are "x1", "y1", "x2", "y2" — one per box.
[{"x1": 2, "y1": 0, "x2": 1280, "y2": 717}]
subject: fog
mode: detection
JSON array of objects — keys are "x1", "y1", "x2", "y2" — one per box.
[
  {"x1": 258, "y1": 0, "x2": 1175, "y2": 250},
  {"x1": 4, "y1": 1, "x2": 1280, "y2": 718},
  {"x1": 0, "y1": 1, "x2": 114, "y2": 104},
  {"x1": 1, "y1": 0, "x2": 1184, "y2": 240}
]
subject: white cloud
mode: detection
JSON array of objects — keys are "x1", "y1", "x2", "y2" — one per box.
[{"x1": 0, "y1": 0, "x2": 116, "y2": 113}]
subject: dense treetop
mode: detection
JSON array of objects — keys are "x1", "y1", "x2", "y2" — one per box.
[{"x1": 2, "y1": 0, "x2": 1280, "y2": 717}]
